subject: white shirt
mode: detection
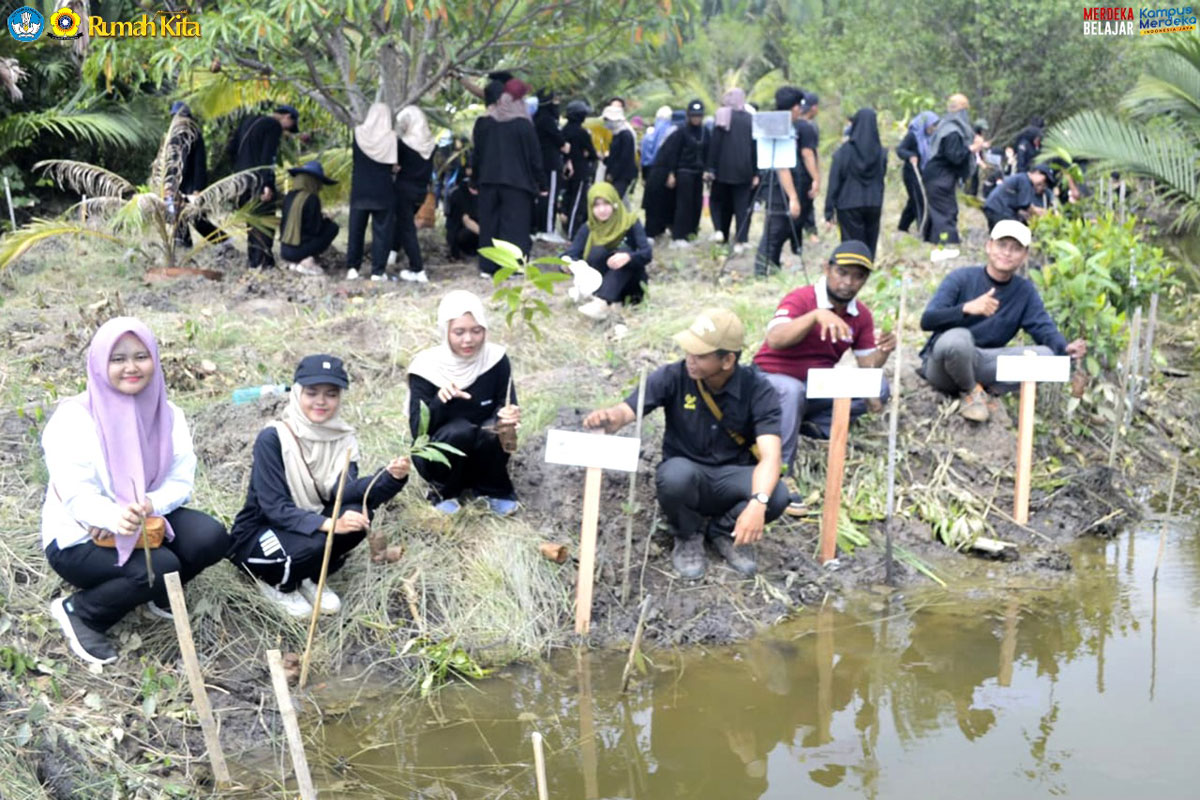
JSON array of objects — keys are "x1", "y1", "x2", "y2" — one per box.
[{"x1": 40, "y1": 399, "x2": 196, "y2": 551}]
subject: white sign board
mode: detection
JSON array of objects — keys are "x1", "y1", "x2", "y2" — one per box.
[
  {"x1": 995, "y1": 353, "x2": 1070, "y2": 383},
  {"x1": 544, "y1": 429, "x2": 640, "y2": 472},
  {"x1": 756, "y1": 138, "x2": 796, "y2": 170},
  {"x1": 805, "y1": 368, "x2": 884, "y2": 399}
]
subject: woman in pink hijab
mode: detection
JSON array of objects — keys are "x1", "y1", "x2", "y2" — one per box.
[{"x1": 41, "y1": 317, "x2": 226, "y2": 666}]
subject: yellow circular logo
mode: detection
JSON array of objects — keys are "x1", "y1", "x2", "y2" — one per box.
[{"x1": 48, "y1": 7, "x2": 81, "y2": 39}]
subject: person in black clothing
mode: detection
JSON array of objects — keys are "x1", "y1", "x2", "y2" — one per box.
[
  {"x1": 562, "y1": 181, "x2": 653, "y2": 320},
  {"x1": 472, "y1": 78, "x2": 546, "y2": 276},
  {"x1": 982, "y1": 165, "x2": 1053, "y2": 230},
  {"x1": 659, "y1": 99, "x2": 710, "y2": 246},
  {"x1": 922, "y1": 94, "x2": 984, "y2": 244},
  {"x1": 918, "y1": 220, "x2": 1087, "y2": 423},
  {"x1": 705, "y1": 88, "x2": 758, "y2": 248},
  {"x1": 229, "y1": 104, "x2": 298, "y2": 268},
  {"x1": 167, "y1": 102, "x2": 225, "y2": 249},
  {"x1": 345, "y1": 102, "x2": 397, "y2": 281},
  {"x1": 1013, "y1": 117, "x2": 1044, "y2": 173},
  {"x1": 754, "y1": 86, "x2": 808, "y2": 276},
  {"x1": 601, "y1": 104, "x2": 638, "y2": 199},
  {"x1": 561, "y1": 100, "x2": 597, "y2": 241},
  {"x1": 279, "y1": 161, "x2": 339, "y2": 275},
  {"x1": 407, "y1": 291, "x2": 521, "y2": 516},
  {"x1": 584, "y1": 308, "x2": 786, "y2": 580},
  {"x1": 228, "y1": 355, "x2": 410, "y2": 617},
  {"x1": 896, "y1": 110, "x2": 938, "y2": 234},
  {"x1": 795, "y1": 92, "x2": 821, "y2": 242},
  {"x1": 533, "y1": 89, "x2": 568, "y2": 242},
  {"x1": 445, "y1": 168, "x2": 480, "y2": 259},
  {"x1": 393, "y1": 105, "x2": 435, "y2": 283},
  {"x1": 640, "y1": 106, "x2": 679, "y2": 238},
  {"x1": 824, "y1": 108, "x2": 887, "y2": 258}
]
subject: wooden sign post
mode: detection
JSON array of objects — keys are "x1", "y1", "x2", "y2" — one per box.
[
  {"x1": 544, "y1": 429, "x2": 640, "y2": 634},
  {"x1": 995, "y1": 352, "x2": 1070, "y2": 524},
  {"x1": 806, "y1": 368, "x2": 884, "y2": 564}
]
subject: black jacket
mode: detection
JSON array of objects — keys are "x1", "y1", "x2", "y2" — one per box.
[
  {"x1": 408, "y1": 356, "x2": 516, "y2": 437},
  {"x1": 350, "y1": 141, "x2": 395, "y2": 210},
  {"x1": 658, "y1": 123, "x2": 710, "y2": 174},
  {"x1": 471, "y1": 116, "x2": 546, "y2": 195},
  {"x1": 563, "y1": 221, "x2": 653, "y2": 271},
  {"x1": 605, "y1": 129, "x2": 638, "y2": 184},
  {"x1": 396, "y1": 139, "x2": 433, "y2": 186},
  {"x1": 173, "y1": 119, "x2": 207, "y2": 195},
  {"x1": 229, "y1": 114, "x2": 282, "y2": 192},
  {"x1": 280, "y1": 192, "x2": 324, "y2": 244},
  {"x1": 563, "y1": 121, "x2": 597, "y2": 177},
  {"x1": 706, "y1": 110, "x2": 756, "y2": 184},
  {"x1": 534, "y1": 105, "x2": 565, "y2": 173},
  {"x1": 824, "y1": 145, "x2": 887, "y2": 217}
]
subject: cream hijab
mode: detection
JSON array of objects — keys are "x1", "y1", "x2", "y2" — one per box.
[
  {"x1": 355, "y1": 102, "x2": 398, "y2": 165},
  {"x1": 269, "y1": 385, "x2": 359, "y2": 513},
  {"x1": 407, "y1": 291, "x2": 506, "y2": 390},
  {"x1": 396, "y1": 105, "x2": 437, "y2": 160}
]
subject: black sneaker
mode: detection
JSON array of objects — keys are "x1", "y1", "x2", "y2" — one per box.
[
  {"x1": 710, "y1": 535, "x2": 758, "y2": 577},
  {"x1": 50, "y1": 597, "x2": 117, "y2": 665},
  {"x1": 672, "y1": 535, "x2": 707, "y2": 580}
]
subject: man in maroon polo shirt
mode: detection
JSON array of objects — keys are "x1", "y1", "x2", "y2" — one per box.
[{"x1": 753, "y1": 240, "x2": 895, "y2": 473}]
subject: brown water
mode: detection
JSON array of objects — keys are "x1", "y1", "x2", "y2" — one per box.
[{"x1": 260, "y1": 526, "x2": 1200, "y2": 799}]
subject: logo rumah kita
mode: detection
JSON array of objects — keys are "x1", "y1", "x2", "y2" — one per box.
[{"x1": 7, "y1": 6, "x2": 45, "y2": 42}]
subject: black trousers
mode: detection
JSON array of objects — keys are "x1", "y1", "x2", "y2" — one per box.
[
  {"x1": 642, "y1": 166, "x2": 674, "y2": 238},
  {"x1": 755, "y1": 188, "x2": 801, "y2": 276},
  {"x1": 671, "y1": 171, "x2": 703, "y2": 240},
  {"x1": 711, "y1": 180, "x2": 753, "y2": 244},
  {"x1": 448, "y1": 226, "x2": 480, "y2": 259},
  {"x1": 243, "y1": 194, "x2": 277, "y2": 268},
  {"x1": 797, "y1": 176, "x2": 817, "y2": 237},
  {"x1": 392, "y1": 180, "x2": 426, "y2": 273},
  {"x1": 346, "y1": 205, "x2": 396, "y2": 274},
  {"x1": 230, "y1": 478, "x2": 402, "y2": 592},
  {"x1": 562, "y1": 175, "x2": 590, "y2": 241},
  {"x1": 45, "y1": 507, "x2": 227, "y2": 632},
  {"x1": 176, "y1": 214, "x2": 226, "y2": 248},
  {"x1": 922, "y1": 170, "x2": 961, "y2": 244},
  {"x1": 580, "y1": 246, "x2": 646, "y2": 305},
  {"x1": 898, "y1": 163, "x2": 924, "y2": 233},
  {"x1": 478, "y1": 185, "x2": 533, "y2": 275},
  {"x1": 610, "y1": 177, "x2": 632, "y2": 200},
  {"x1": 414, "y1": 417, "x2": 515, "y2": 501},
  {"x1": 835, "y1": 206, "x2": 881, "y2": 258},
  {"x1": 655, "y1": 458, "x2": 788, "y2": 539},
  {"x1": 280, "y1": 219, "x2": 339, "y2": 263},
  {"x1": 534, "y1": 170, "x2": 560, "y2": 235}
]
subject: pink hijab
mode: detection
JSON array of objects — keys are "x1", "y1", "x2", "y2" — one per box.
[
  {"x1": 81, "y1": 317, "x2": 175, "y2": 566},
  {"x1": 715, "y1": 88, "x2": 746, "y2": 131}
]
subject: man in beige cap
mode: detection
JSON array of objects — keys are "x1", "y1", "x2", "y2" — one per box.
[
  {"x1": 918, "y1": 219, "x2": 1087, "y2": 421},
  {"x1": 584, "y1": 309, "x2": 787, "y2": 579}
]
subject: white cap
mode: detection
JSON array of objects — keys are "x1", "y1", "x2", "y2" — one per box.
[{"x1": 990, "y1": 219, "x2": 1031, "y2": 247}]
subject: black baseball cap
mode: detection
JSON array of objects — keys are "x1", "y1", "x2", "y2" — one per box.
[
  {"x1": 828, "y1": 241, "x2": 874, "y2": 270},
  {"x1": 686, "y1": 99, "x2": 704, "y2": 115},
  {"x1": 1031, "y1": 162, "x2": 1057, "y2": 186},
  {"x1": 800, "y1": 91, "x2": 819, "y2": 110},
  {"x1": 294, "y1": 354, "x2": 349, "y2": 388},
  {"x1": 274, "y1": 104, "x2": 301, "y2": 132}
]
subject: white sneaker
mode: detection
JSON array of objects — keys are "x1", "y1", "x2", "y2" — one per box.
[
  {"x1": 669, "y1": 239, "x2": 690, "y2": 249},
  {"x1": 479, "y1": 271, "x2": 492, "y2": 279},
  {"x1": 257, "y1": 582, "x2": 313, "y2": 618},
  {"x1": 370, "y1": 274, "x2": 388, "y2": 282},
  {"x1": 387, "y1": 250, "x2": 398, "y2": 266},
  {"x1": 732, "y1": 243, "x2": 747, "y2": 255},
  {"x1": 299, "y1": 578, "x2": 341, "y2": 614},
  {"x1": 578, "y1": 297, "x2": 610, "y2": 321},
  {"x1": 345, "y1": 268, "x2": 360, "y2": 280},
  {"x1": 709, "y1": 231, "x2": 725, "y2": 243},
  {"x1": 542, "y1": 232, "x2": 568, "y2": 245},
  {"x1": 400, "y1": 269, "x2": 429, "y2": 283},
  {"x1": 290, "y1": 257, "x2": 323, "y2": 276}
]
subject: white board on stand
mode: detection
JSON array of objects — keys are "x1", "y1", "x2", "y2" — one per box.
[
  {"x1": 995, "y1": 353, "x2": 1070, "y2": 383},
  {"x1": 806, "y1": 368, "x2": 884, "y2": 400},
  {"x1": 544, "y1": 429, "x2": 640, "y2": 472}
]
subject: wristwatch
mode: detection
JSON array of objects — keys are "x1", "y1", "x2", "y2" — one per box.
[{"x1": 750, "y1": 492, "x2": 770, "y2": 505}]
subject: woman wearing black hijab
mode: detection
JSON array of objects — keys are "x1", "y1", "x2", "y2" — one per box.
[{"x1": 824, "y1": 108, "x2": 887, "y2": 257}]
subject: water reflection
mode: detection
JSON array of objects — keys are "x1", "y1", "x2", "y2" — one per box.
[{"x1": 278, "y1": 527, "x2": 1200, "y2": 799}]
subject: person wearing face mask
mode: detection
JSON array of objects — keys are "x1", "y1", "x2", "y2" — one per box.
[
  {"x1": 228, "y1": 355, "x2": 411, "y2": 617},
  {"x1": 42, "y1": 318, "x2": 227, "y2": 666},
  {"x1": 407, "y1": 291, "x2": 522, "y2": 516},
  {"x1": 560, "y1": 181, "x2": 653, "y2": 321}
]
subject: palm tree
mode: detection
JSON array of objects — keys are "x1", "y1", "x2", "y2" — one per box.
[
  {"x1": 1043, "y1": 31, "x2": 1200, "y2": 231},
  {"x1": 0, "y1": 115, "x2": 261, "y2": 273}
]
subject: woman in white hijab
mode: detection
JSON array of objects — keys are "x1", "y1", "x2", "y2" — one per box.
[
  {"x1": 228, "y1": 355, "x2": 411, "y2": 617},
  {"x1": 407, "y1": 291, "x2": 521, "y2": 515},
  {"x1": 347, "y1": 102, "x2": 398, "y2": 281},
  {"x1": 392, "y1": 105, "x2": 437, "y2": 283}
]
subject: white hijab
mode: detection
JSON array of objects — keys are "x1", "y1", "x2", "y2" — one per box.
[
  {"x1": 396, "y1": 105, "x2": 437, "y2": 160},
  {"x1": 268, "y1": 385, "x2": 359, "y2": 513},
  {"x1": 354, "y1": 102, "x2": 398, "y2": 165},
  {"x1": 407, "y1": 291, "x2": 506, "y2": 390}
]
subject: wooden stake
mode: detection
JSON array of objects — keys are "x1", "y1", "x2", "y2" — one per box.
[
  {"x1": 531, "y1": 731, "x2": 549, "y2": 800},
  {"x1": 620, "y1": 366, "x2": 648, "y2": 605},
  {"x1": 299, "y1": 448, "x2": 352, "y2": 689},
  {"x1": 575, "y1": 466, "x2": 603, "y2": 634},
  {"x1": 998, "y1": 596, "x2": 1019, "y2": 687},
  {"x1": 1013, "y1": 380, "x2": 1036, "y2": 525},
  {"x1": 620, "y1": 594, "x2": 652, "y2": 693},
  {"x1": 1153, "y1": 456, "x2": 1181, "y2": 583},
  {"x1": 884, "y1": 278, "x2": 907, "y2": 584},
  {"x1": 267, "y1": 649, "x2": 318, "y2": 800},
  {"x1": 819, "y1": 397, "x2": 852, "y2": 563},
  {"x1": 3, "y1": 176, "x2": 16, "y2": 231},
  {"x1": 164, "y1": 572, "x2": 231, "y2": 786}
]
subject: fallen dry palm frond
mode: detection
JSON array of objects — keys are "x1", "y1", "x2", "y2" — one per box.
[
  {"x1": 0, "y1": 219, "x2": 121, "y2": 270},
  {"x1": 34, "y1": 159, "x2": 136, "y2": 200}
]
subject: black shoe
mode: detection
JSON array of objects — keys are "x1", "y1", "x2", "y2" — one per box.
[
  {"x1": 672, "y1": 535, "x2": 707, "y2": 580},
  {"x1": 50, "y1": 597, "x2": 117, "y2": 665},
  {"x1": 710, "y1": 535, "x2": 758, "y2": 577}
]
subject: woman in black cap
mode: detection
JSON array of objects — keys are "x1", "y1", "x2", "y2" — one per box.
[
  {"x1": 279, "y1": 161, "x2": 340, "y2": 276},
  {"x1": 228, "y1": 355, "x2": 410, "y2": 617}
]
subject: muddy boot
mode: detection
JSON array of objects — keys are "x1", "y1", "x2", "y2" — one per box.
[
  {"x1": 672, "y1": 535, "x2": 706, "y2": 580},
  {"x1": 710, "y1": 535, "x2": 757, "y2": 577},
  {"x1": 959, "y1": 383, "x2": 990, "y2": 422}
]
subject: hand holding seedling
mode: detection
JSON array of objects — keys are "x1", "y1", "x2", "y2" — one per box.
[
  {"x1": 326, "y1": 509, "x2": 369, "y2": 534},
  {"x1": 876, "y1": 331, "x2": 897, "y2": 354},
  {"x1": 386, "y1": 457, "x2": 410, "y2": 480},
  {"x1": 963, "y1": 287, "x2": 999, "y2": 317},
  {"x1": 583, "y1": 404, "x2": 634, "y2": 434},
  {"x1": 1065, "y1": 339, "x2": 1088, "y2": 358},
  {"x1": 117, "y1": 498, "x2": 154, "y2": 536},
  {"x1": 437, "y1": 383, "x2": 471, "y2": 403},
  {"x1": 497, "y1": 405, "x2": 521, "y2": 426},
  {"x1": 813, "y1": 309, "x2": 852, "y2": 342}
]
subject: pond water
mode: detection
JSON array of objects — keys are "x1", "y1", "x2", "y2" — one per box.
[{"x1": 262, "y1": 526, "x2": 1200, "y2": 799}]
